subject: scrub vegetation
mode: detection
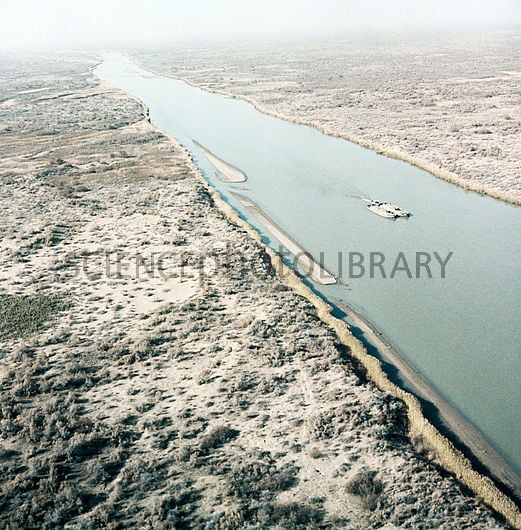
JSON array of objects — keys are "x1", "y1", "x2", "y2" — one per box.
[
  {"x1": 0, "y1": 292, "x2": 72, "y2": 340},
  {"x1": 0, "y1": 53, "x2": 513, "y2": 528}
]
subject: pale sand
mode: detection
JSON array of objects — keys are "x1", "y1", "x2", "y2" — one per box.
[
  {"x1": 232, "y1": 192, "x2": 337, "y2": 285},
  {"x1": 193, "y1": 139, "x2": 247, "y2": 182},
  {"x1": 90, "y1": 275, "x2": 199, "y2": 314}
]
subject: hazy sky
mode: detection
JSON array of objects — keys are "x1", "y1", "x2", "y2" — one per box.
[{"x1": 1, "y1": 0, "x2": 520, "y2": 49}]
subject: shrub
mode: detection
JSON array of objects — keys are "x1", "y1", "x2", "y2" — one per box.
[
  {"x1": 345, "y1": 470, "x2": 383, "y2": 510},
  {"x1": 309, "y1": 447, "x2": 324, "y2": 459},
  {"x1": 204, "y1": 507, "x2": 245, "y2": 529},
  {"x1": 270, "y1": 502, "x2": 324, "y2": 527},
  {"x1": 198, "y1": 425, "x2": 238, "y2": 454},
  {"x1": 68, "y1": 434, "x2": 109, "y2": 461},
  {"x1": 228, "y1": 460, "x2": 298, "y2": 499}
]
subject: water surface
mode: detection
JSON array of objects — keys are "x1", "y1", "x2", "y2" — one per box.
[{"x1": 95, "y1": 55, "x2": 521, "y2": 477}]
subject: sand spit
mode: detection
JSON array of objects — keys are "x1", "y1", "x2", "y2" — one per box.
[
  {"x1": 193, "y1": 139, "x2": 247, "y2": 182},
  {"x1": 0, "y1": 53, "x2": 517, "y2": 527},
  {"x1": 133, "y1": 31, "x2": 521, "y2": 205},
  {"x1": 232, "y1": 193, "x2": 337, "y2": 285}
]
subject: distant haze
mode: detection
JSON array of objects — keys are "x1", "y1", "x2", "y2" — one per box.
[{"x1": 1, "y1": 0, "x2": 521, "y2": 50}]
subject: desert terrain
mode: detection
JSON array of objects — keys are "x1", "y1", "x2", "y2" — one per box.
[
  {"x1": 134, "y1": 29, "x2": 521, "y2": 203},
  {"x1": 0, "y1": 53, "x2": 515, "y2": 528}
]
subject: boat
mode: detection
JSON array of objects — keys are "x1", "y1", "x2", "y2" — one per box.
[
  {"x1": 365, "y1": 199, "x2": 411, "y2": 219},
  {"x1": 367, "y1": 200, "x2": 396, "y2": 218},
  {"x1": 381, "y1": 203, "x2": 410, "y2": 217}
]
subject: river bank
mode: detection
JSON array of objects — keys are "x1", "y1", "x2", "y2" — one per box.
[
  {"x1": 132, "y1": 31, "x2": 521, "y2": 205},
  {"x1": 192, "y1": 156, "x2": 521, "y2": 519},
  {"x1": 94, "y1": 53, "x2": 521, "y2": 526},
  {"x1": 135, "y1": 60, "x2": 520, "y2": 207},
  {"x1": 332, "y1": 298, "x2": 521, "y2": 500},
  {"x1": 192, "y1": 161, "x2": 521, "y2": 526},
  {"x1": 0, "y1": 51, "x2": 516, "y2": 527}
]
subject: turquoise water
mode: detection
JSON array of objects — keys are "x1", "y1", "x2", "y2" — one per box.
[{"x1": 95, "y1": 55, "x2": 521, "y2": 476}]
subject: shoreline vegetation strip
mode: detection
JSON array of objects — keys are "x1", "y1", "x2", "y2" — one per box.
[{"x1": 94, "y1": 63, "x2": 521, "y2": 528}]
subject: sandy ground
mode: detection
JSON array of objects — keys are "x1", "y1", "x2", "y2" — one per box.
[
  {"x1": 193, "y1": 140, "x2": 247, "y2": 183},
  {"x1": 134, "y1": 29, "x2": 521, "y2": 204},
  {"x1": 0, "y1": 53, "x2": 514, "y2": 527}
]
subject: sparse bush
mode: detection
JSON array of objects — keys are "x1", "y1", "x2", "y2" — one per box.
[
  {"x1": 204, "y1": 507, "x2": 245, "y2": 529},
  {"x1": 147, "y1": 485, "x2": 194, "y2": 526},
  {"x1": 198, "y1": 425, "x2": 239, "y2": 454},
  {"x1": 270, "y1": 502, "x2": 324, "y2": 527},
  {"x1": 345, "y1": 470, "x2": 383, "y2": 510},
  {"x1": 307, "y1": 407, "x2": 353, "y2": 439},
  {"x1": 68, "y1": 433, "x2": 109, "y2": 461},
  {"x1": 228, "y1": 459, "x2": 298, "y2": 499},
  {"x1": 309, "y1": 446, "x2": 324, "y2": 459},
  {"x1": 410, "y1": 432, "x2": 437, "y2": 461}
]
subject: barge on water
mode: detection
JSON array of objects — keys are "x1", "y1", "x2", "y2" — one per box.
[{"x1": 366, "y1": 199, "x2": 411, "y2": 219}]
